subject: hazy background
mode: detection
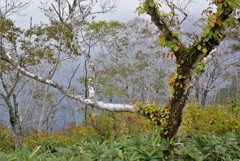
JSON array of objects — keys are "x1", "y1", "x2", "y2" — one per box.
[{"x1": 10, "y1": 0, "x2": 210, "y2": 28}]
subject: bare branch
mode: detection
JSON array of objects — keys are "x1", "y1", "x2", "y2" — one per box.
[
  {"x1": 1, "y1": 54, "x2": 134, "y2": 112},
  {"x1": 0, "y1": 0, "x2": 31, "y2": 17}
]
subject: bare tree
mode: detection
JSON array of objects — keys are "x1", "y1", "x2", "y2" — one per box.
[
  {"x1": 191, "y1": 44, "x2": 239, "y2": 106},
  {"x1": 188, "y1": 22, "x2": 240, "y2": 107},
  {"x1": 94, "y1": 18, "x2": 173, "y2": 104}
]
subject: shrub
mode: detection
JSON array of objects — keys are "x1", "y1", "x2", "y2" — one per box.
[
  {"x1": 0, "y1": 126, "x2": 14, "y2": 152},
  {"x1": 180, "y1": 103, "x2": 240, "y2": 135},
  {"x1": 226, "y1": 96, "x2": 240, "y2": 116},
  {"x1": 65, "y1": 112, "x2": 152, "y2": 142},
  {"x1": 19, "y1": 111, "x2": 152, "y2": 149},
  {"x1": 178, "y1": 132, "x2": 240, "y2": 160}
]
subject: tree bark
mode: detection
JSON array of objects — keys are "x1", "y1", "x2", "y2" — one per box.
[
  {"x1": 143, "y1": 0, "x2": 235, "y2": 140},
  {"x1": 0, "y1": 73, "x2": 22, "y2": 150}
]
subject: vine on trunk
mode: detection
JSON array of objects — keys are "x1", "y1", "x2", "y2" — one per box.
[{"x1": 137, "y1": 0, "x2": 239, "y2": 139}]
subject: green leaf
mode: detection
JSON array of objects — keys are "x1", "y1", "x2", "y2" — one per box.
[
  {"x1": 202, "y1": 48, "x2": 207, "y2": 54},
  {"x1": 149, "y1": 1, "x2": 155, "y2": 7},
  {"x1": 217, "y1": 3, "x2": 223, "y2": 9},
  {"x1": 138, "y1": 8, "x2": 145, "y2": 15},
  {"x1": 197, "y1": 45, "x2": 202, "y2": 51},
  {"x1": 178, "y1": 75, "x2": 183, "y2": 79},
  {"x1": 173, "y1": 45, "x2": 179, "y2": 52},
  {"x1": 210, "y1": 22, "x2": 215, "y2": 27},
  {"x1": 29, "y1": 146, "x2": 41, "y2": 159},
  {"x1": 202, "y1": 28, "x2": 210, "y2": 37}
]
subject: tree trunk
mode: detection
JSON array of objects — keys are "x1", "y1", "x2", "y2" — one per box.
[
  {"x1": 9, "y1": 105, "x2": 21, "y2": 150},
  {"x1": 201, "y1": 89, "x2": 209, "y2": 107},
  {"x1": 142, "y1": 0, "x2": 235, "y2": 140},
  {"x1": 13, "y1": 93, "x2": 22, "y2": 149},
  {"x1": 0, "y1": 73, "x2": 22, "y2": 150},
  {"x1": 38, "y1": 86, "x2": 50, "y2": 132},
  {"x1": 165, "y1": 60, "x2": 192, "y2": 139}
]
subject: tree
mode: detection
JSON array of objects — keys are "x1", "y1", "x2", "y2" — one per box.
[
  {"x1": 136, "y1": 0, "x2": 240, "y2": 139},
  {"x1": 191, "y1": 40, "x2": 239, "y2": 107},
  {"x1": 0, "y1": 0, "x2": 31, "y2": 149},
  {"x1": 188, "y1": 23, "x2": 240, "y2": 107},
  {"x1": 0, "y1": 0, "x2": 83, "y2": 138},
  {"x1": 0, "y1": 0, "x2": 239, "y2": 141},
  {"x1": 94, "y1": 18, "x2": 173, "y2": 104},
  {"x1": 0, "y1": 70, "x2": 22, "y2": 149}
]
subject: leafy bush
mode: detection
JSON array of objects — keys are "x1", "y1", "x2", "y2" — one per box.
[
  {"x1": 178, "y1": 132, "x2": 240, "y2": 161},
  {"x1": 1, "y1": 103, "x2": 240, "y2": 160},
  {"x1": 0, "y1": 129, "x2": 170, "y2": 161},
  {"x1": 226, "y1": 96, "x2": 240, "y2": 116},
  {"x1": 0, "y1": 126, "x2": 14, "y2": 152},
  {"x1": 19, "y1": 112, "x2": 152, "y2": 149},
  {"x1": 180, "y1": 104, "x2": 240, "y2": 135},
  {"x1": 66, "y1": 112, "x2": 152, "y2": 142}
]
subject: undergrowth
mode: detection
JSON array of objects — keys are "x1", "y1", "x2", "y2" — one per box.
[
  {"x1": 0, "y1": 131, "x2": 239, "y2": 161},
  {"x1": 0, "y1": 100, "x2": 240, "y2": 160}
]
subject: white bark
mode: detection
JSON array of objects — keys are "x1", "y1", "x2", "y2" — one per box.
[
  {"x1": 38, "y1": 86, "x2": 50, "y2": 132},
  {"x1": 70, "y1": 24, "x2": 96, "y2": 100},
  {"x1": 88, "y1": 60, "x2": 96, "y2": 99},
  {"x1": 1, "y1": 54, "x2": 134, "y2": 112},
  {"x1": 38, "y1": 34, "x2": 65, "y2": 131}
]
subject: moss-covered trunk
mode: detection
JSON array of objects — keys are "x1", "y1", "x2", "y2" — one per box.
[
  {"x1": 166, "y1": 59, "x2": 192, "y2": 139},
  {"x1": 140, "y1": 0, "x2": 236, "y2": 140}
]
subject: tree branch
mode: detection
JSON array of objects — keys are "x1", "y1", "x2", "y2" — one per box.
[
  {"x1": 144, "y1": 0, "x2": 183, "y2": 46},
  {"x1": 1, "y1": 54, "x2": 134, "y2": 112},
  {"x1": 191, "y1": 1, "x2": 235, "y2": 69}
]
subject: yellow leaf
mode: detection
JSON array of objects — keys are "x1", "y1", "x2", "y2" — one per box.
[
  {"x1": 197, "y1": 45, "x2": 202, "y2": 50},
  {"x1": 202, "y1": 48, "x2": 208, "y2": 54},
  {"x1": 138, "y1": 8, "x2": 145, "y2": 15}
]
